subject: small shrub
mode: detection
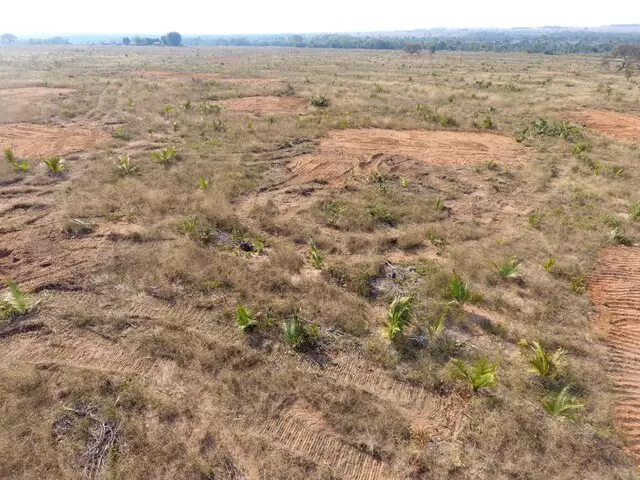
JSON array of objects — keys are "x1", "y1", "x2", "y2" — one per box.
[
  {"x1": 369, "y1": 172, "x2": 388, "y2": 193},
  {"x1": 427, "y1": 311, "x2": 446, "y2": 340},
  {"x1": 310, "y1": 95, "x2": 330, "y2": 108},
  {"x1": 236, "y1": 304, "x2": 258, "y2": 333},
  {"x1": 542, "y1": 385, "x2": 584, "y2": 418},
  {"x1": 517, "y1": 339, "x2": 567, "y2": 378},
  {"x1": 630, "y1": 202, "x2": 640, "y2": 221},
  {"x1": 117, "y1": 153, "x2": 138, "y2": 175},
  {"x1": 43, "y1": 156, "x2": 64, "y2": 174},
  {"x1": 308, "y1": 239, "x2": 324, "y2": 268},
  {"x1": 528, "y1": 212, "x2": 545, "y2": 229},
  {"x1": 368, "y1": 206, "x2": 395, "y2": 226},
  {"x1": 446, "y1": 272, "x2": 471, "y2": 305},
  {"x1": 182, "y1": 100, "x2": 192, "y2": 110},
  {"x1": 197, "y1": 177, "x2": 210, "y2": 190},
  {"x1": 111, "y1": 127, "x2": 132, "y2": 141},
  {"x1": 152, "y1": 147, "x2": 178, "y2": 165},
  {"x1": 282, "y1": 312, "x2": 315, "y2": 349},
  {"x1": 12, "y1": 159, "x2": 29, "y2": 172},
  {"x1": 4, "y1": 147, "x2": 16, "y2": 164},
  {"x1": 0, "y1": 280, "x2": 38, "y2": 321},
  {"x1": 492, "y1": 255, "x2": 522, "y2": 279},
  {"x1": 201, "y1": 102, "x2": 223, "y2": 115},
  {"x1": 450, "y1": 358, "x2": 498, "y2": 392},
  {"x1": 610, "y1": 227, "x2": 632, "y2": 245},
  {"x1": 543, "y1": 258, "x2": 556, "y2": 272},
  {"x1": 383, "y1": 296, "x2": 413, "y2": 341},
  {"x1": 570, "y1": 274, "x2": 586, "y2": 294},
  {"x1": 63, "y1": 217, "x2": 94, "y2": 236}
]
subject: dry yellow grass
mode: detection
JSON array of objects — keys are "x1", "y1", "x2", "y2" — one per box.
[{"x1": 0, "y1": 45, "x2": 639, "y2": 479}]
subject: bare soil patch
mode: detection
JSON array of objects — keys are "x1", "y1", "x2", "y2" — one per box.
[
  {"x1": 0, "y1": 123, "x2": 108, "y2": 158},
  {"x1": 589, "y1": 246, "x2": 640, "y2": 465},
  {"x1": 568, "y1": 110, "x2": 640, "y2": 141},
  {"x1": 219, "y1": 96, "x2": 309, "y2": 115},
  {"x1": 289, "y1": 129, "x2": 527, "y2": 185},
  {"x1": 0, "y1": 87, "x2": 75, "y2": 100}
]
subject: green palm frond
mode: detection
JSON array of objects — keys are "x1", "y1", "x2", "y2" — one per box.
[
  {"x1": 450, "y1": 358, "x2": 498, "y2": 392},
  {"x1": 383, "y1": 296, "x2": 413, "y2": 340},
  {"x1": 542, "y1": 385, "x2": 584, "y2": 417}
]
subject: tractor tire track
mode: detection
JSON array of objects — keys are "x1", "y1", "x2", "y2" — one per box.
[{"x1": 590, "y1": 246, "x2": 640, "y2": 464}]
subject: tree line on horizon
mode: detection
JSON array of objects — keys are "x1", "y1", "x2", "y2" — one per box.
[{"x1": 2, "y1": 29, "x2": 640, "y2": 55}]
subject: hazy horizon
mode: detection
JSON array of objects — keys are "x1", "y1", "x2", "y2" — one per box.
[{"x1": 2, "y1": 0, "x2": 639, "y2": 37}]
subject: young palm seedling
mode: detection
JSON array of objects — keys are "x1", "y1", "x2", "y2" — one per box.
[
  {"x1": 0, "y1": 280, "x2": 39, "y2": 321},
  {"x1": 43, "y1": 156, "x2": 64, "y2": 175},
  {"x1": 283, "y1": 312, "x2": 308, "y2": 349},
  {"x1": 450, "y1": 358, "x2": 498, "y2": 392},
  {"x1": 4, "y1": 147, "x2": 16, "y2": 164},
  {"x1": 236, "y1": 304, "x2": 258, "y2": 333},
  {"x1": 151, "y1": 147, "x2": 178, "y2": 166},
  {"x1": 517, "y1": 339, "x2": 567, "y2": 378},
  {"x1": 446, "y1": 272, "x2": 471, "y2": 306},
  {"x1": 383, "y1": 295, "x2": 413, "y2": 341},
  {"x1": 117, "y1": 153, "x2": 138, "y2": 175},
  {"x1": 543, "y1": 258, "x2": 556, "y2": 273},
  {"x1": 427, "y1": 310, "x2": 447, "y2": 341},
  {"x1": 542, "y1": 384, "x2": 584, "y2": 418},
  {"x1": 492, "y1": 255, "x2": 522, "y2": 279},
  {"x1": 197, "y1": 177, "x2": 210, "y2": 190},
  {"x1": 308, "y1": 239, "x2": 324, "y2": 268}
]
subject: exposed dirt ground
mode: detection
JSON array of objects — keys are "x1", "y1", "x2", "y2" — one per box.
[
  {"x1": 0, "y1": 87, "x2": 75, "y2": 99},
  {"x1": 568, "y1": 110, "x2": 640, "y2": 141},
  {"x1": 288, "y1": 129, "x2": 528, "y2": 185},
  {"x1": 0, "y1": 123, "x2": 108, "y2": 158},
  {"x1": 219, "y1": 96, "x2": 310, "y2": 115},
  {"x1": 589, "y1": 246, "x2": 640, "y2": 465},
  {"x1": 0, "y1": 46, "x2": 638, "y2": 480}
]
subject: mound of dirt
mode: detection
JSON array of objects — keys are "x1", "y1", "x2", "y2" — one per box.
[
  {"x1": 589, "y1": 246, "x2": 640, "y2": 465},
  {"x1": 568, "y1": 110, "x2": 640, "y2": 141},
  {"x1": 134, "y1": 71, "x2": 276, "y2": 85},
  {"x1": 0, "y1": 123, "x2": 108, "y2": 158},
  {"x1": 219, "y1": 96, "x2": 309, "y2": 115},
  {"x1": 0, "y1": 87, "x2": 75, "y2": 99},
  {"x1": 288, "y1": 129, "x2": 527, "y2": 185}
]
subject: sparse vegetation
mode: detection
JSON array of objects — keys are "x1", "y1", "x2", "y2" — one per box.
[
  {"x1": 450, "y1": 358, "x2": 498, "y2": 392},
  {"x1": 310, "y1": 95, "x2": 330, "y2": 108},
  {"x1": 542, "y1": 385, "x2": 584, "y2": 418},
  {"x1": 383, "y1": 295, "x2": 413, "y2": 341},
  {"x1": 117, "y1": 153, "x2": 138, "y2": 175},
  {"x1": 151, "y1": 147, "x2": 178, "y2": 165},
  {"x1": 0, "y1": 280, "x2": 38, "y2": 321},
  {"x1": 517, "y1": 339, "x2": 567, "y2": 378},
  {"x1": 308, "y1": 239, "x2": 324, "y2": 268},
  {"x1": 43, "y1": 156, "x2": 64, "y2": 174},
  {"x1": 236, "y1": 304, "x2": 258, "y2": 333},
  {"x1": 1, "y1": 42, "x2": 639, "y2": 480}
]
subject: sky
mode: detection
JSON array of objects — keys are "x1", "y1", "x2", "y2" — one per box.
[{"x1": 1, "y1": 0, "x2": 639, "y2": 36}]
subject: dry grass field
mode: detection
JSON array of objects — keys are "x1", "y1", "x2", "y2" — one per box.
[{"x1": 1, "y1": 45, "x2": 640, "y2": 479}]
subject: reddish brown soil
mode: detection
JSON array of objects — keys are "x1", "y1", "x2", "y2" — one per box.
[
  {"x1": 219, "y1": 96, "x2": 309, "y2": 115},
  {"x1": 0, "y1": 123, "x2": 108, "y2": 158},
  {"x1": 589, "y1": 246, "x2": 640, "y2": 465},
  {"x1": 289, "y1": 129, "x2": 527, "y2": 185},
  {"x1": 0, "y1": 87, "x2": 75, "y2": 99},
  {"x1": 568, "y1": 110, "x2": 640, "y2": 141}
]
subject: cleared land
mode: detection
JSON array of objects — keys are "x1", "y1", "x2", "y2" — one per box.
[
  {"x1": 590, "y1": 247, "x2": 640, "y2": 465},
  {"x1": 568, "y1": 110, "x2": 640, "y2": 141},
  {"x1": 0, "y1": 46, "x2": 639, "y2": 479}
]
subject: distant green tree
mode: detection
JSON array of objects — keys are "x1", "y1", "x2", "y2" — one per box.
[
  {"x1": 404, "y1": 42, "x2": 423, "y2": 54},
  {"x1": 132, "y1": 36, "x2": 144, "y2": 45},
  {"x1": 291, "y1": 34, "x2": 305, "y2": 47},
  {"x1": 166, "y1": 31, "x2": 182, "y2": 47},
  {"x1": 1, "y1": 33, "x2": 17, "y2": 44},
  {"x1": 161, "y1": 35, "x2": 169, "y2": 45},
  {"x1": 612, "y1": 44, "x2": 640, "y2": 72},
  {"x1": 122, "y1": 37, "x2": 131, "y2": 46}
]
